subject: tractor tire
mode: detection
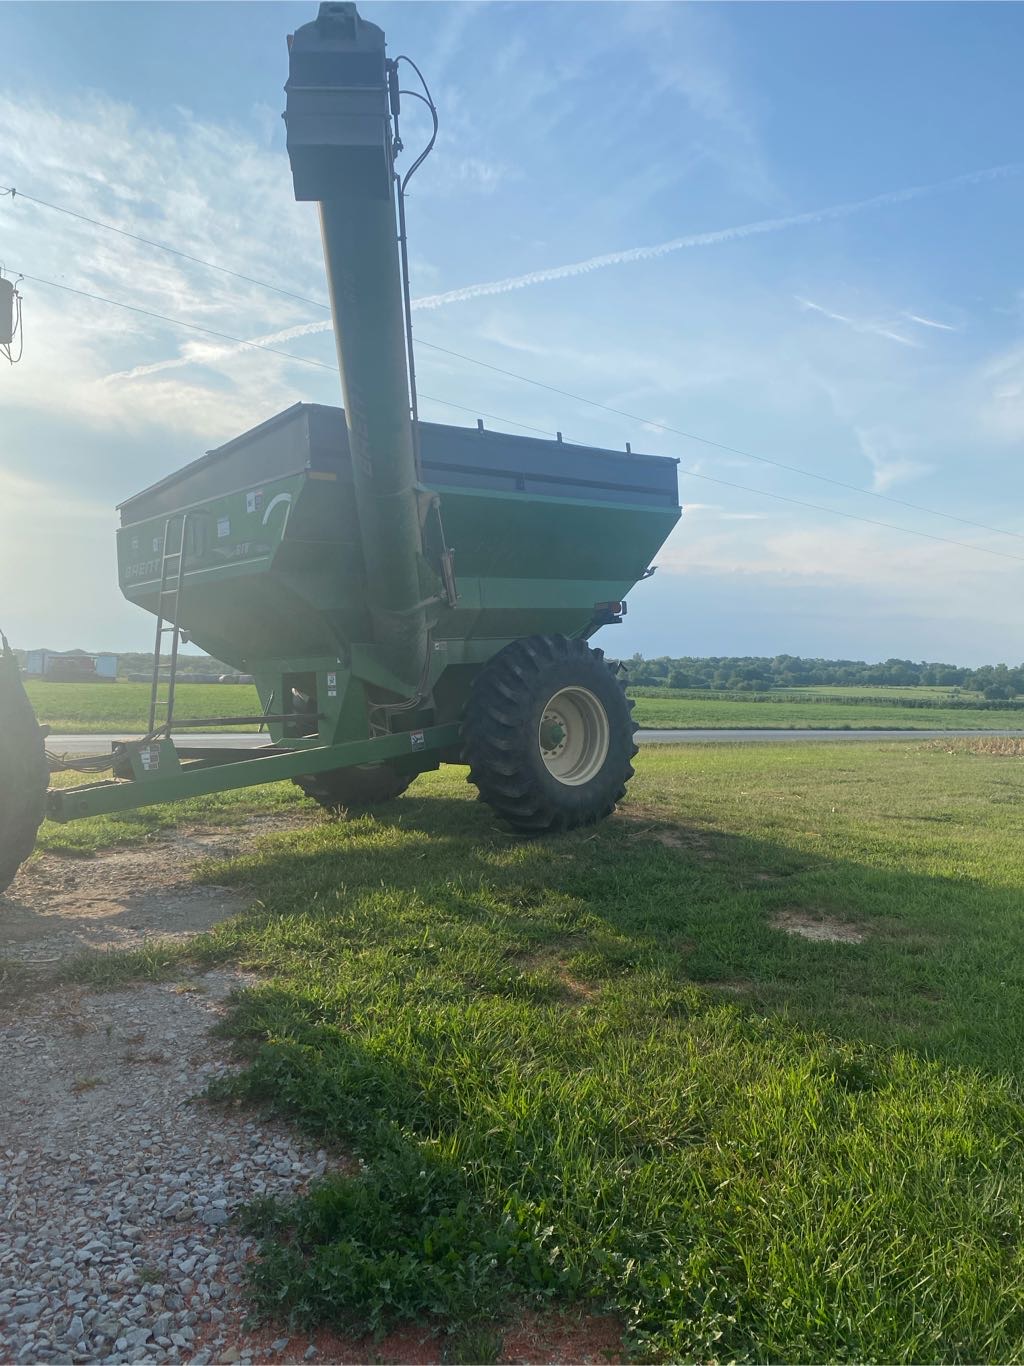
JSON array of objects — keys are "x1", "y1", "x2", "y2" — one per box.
[
  {"x1": 463, "y1": 634, "x2": 637, "y2": 836},
  {"x1": 293, "y1": 763, "x2": 415, "y2": 811},
  {"x1": 0, "y1": 640, "x2": 48, "y2": 895}
]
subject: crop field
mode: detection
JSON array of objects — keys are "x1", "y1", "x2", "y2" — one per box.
[
  {"x1": 25, "y1": 680, "x2": 259, "y2": 733},
  {"x1": 31, "y1": 738, "x2": 1024, "y2": 1360},
  {"x1": 629, "y1": 692, "x2": 1024, "y2": 730},
  {"x1": 776, "y1": 684, "x2": 984, "y2": 699},
  {"x1": 25, "y1": 679, "x2": 1024, "y2": 735}
]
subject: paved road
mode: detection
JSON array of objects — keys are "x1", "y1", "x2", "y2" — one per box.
[{"x1": 43, "y1": 728, "x2": 1024, "y2": 756}]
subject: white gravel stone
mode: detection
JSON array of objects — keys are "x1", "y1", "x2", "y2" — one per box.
[{"x1": 0, "y1": 971, "x2": 342, "y2": 1363}]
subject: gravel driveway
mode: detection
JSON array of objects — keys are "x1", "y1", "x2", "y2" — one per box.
[
  {"x1": 0, "y1": 817, "x2": 338, "y2": 1365},
  {"x1": 0, "y1": 970, "x2": 339, "y2": 1365}
]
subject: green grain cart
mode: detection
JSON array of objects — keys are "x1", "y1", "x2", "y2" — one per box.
[{"x1": 0, "y1": 3, "x2": 680, "y2": 894}]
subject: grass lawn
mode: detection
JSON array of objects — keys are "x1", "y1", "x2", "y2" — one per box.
[
  {"x1": 35, "y1": 739, "x2": 1024, "y2": 1360},
  {"x1": 37, "y1": 768, "x2": 306, "y2": 857}
]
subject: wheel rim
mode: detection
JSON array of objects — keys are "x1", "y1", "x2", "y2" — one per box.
[{"x1": 538, "y1": 686, "x2": 610, "y2": 786}]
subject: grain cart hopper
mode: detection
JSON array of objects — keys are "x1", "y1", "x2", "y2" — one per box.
[{"x1": 0, "y1": 2, "x2": 680, "y2": 894}]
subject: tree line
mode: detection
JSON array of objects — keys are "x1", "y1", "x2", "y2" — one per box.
[
  {"x1": 625, "y1": 654, "x2": 1024, "y2": 700},
  {"x1": 16, "y1": 644, "x2": 1024, "y2": 700}
]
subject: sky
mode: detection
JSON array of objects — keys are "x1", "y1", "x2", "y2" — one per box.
[{"x1": 1, "y1": 1, "x2": 1023, "y2": 665}]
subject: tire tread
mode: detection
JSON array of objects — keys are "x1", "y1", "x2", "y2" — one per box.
[
  {"x1": 463, "y1": 633, "x2": 637, "y2": 837},
  {"x1": 293, "y1": 764, "x2": 414, "y2": 811}
]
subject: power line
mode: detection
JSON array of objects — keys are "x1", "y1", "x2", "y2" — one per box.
[
  {"x1": 13, "y1": 271, "x2": 338, "y2": 370},
  {"x1": 414, "y1": 339, "x2": 1024, "y2": 545},
  {"x1": 416, "y1": 394, "x2": 554, "y2": 438},
  {"x1": 416, "y1": 393, "x2": 1024, "y2": 566},
  {"x1": 13, "y1": 267, "x2": 551, "y2": 439},
  {"x1": 672, "y1": 468, "x2": 1024, "y2": 563},
  {"x1": 13, "y1": 268, "x2": 1024, "y2": 568},
  {"x1": 6, "y1": 180, "x2": 1021, "y2": 545},
  {"x1": 0, "y1": 184, "x2": 331, "y2": 312}
]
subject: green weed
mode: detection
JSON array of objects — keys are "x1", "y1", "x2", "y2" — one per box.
[{"x1": 444, "y1": 1323, "x2": 504, "y2": 1363}]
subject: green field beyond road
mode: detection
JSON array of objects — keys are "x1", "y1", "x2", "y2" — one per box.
[
  {"x1": 26, "y1": 680, "x2": 261, "y2": 733},
  {"x1": 631, "y1": 693, "x2": 1024, "y2": 730},
  {"x1": 24, "y1": 679, "x2": 1024, "y2": 733},
  {"x1": 38, "y1": 739, "x2": 1024, "y2": 1360}
]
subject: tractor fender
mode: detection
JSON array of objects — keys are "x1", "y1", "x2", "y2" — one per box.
[{"x1": 0, "y1": 634, "x2": 48, "y2": 896}]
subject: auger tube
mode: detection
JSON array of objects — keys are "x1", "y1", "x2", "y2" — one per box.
[{"x1": 284, "y1": 2, "x2": 430, "y2": 692}]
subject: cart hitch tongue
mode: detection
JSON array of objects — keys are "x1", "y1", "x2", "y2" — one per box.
[{"x1": 0, "y1": 633, "x2": 49, "y2": 896}]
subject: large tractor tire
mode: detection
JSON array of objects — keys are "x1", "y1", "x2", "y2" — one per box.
[
  {"x1": 293, "y1": 763, "x2": 415, "y2": 812},
  {"x1": 463, "y1": 634, "x2": 637, "y2": 836},
  {"x1": 0, "y1": 636, "x2": 48, "y2": 895}
]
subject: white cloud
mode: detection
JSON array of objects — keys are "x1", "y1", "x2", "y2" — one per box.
[
  {"x1": 796, "y1": 296, "x2": 921, "y2": 348},
  {"x1": 0, "y1": 468, "x2": 110, "y2": 524},
  {"x1": 473, "y1": 319, "x2": 732, "y2": 401},
  {"x1": 104, "y1": 320, "x2": 331, "y2": 383},
  {"x1": 675, "y1": 502, "x2": 766, "y2": 523},
  {"x1": 435, "y1": 155, "x2": 515, "y2": 195},
  {"x1": 854, "y1": 428, "x2": 933, "y2": 493},
  {"x1": 657, "y1": 517, "x2": 1019, "y2": 623},
  {"x1": 977, "y1": 342, "x2": 1024, "y2": 441},
  {"x1": 0, "y1": 467, "x2": 128, "y2": 648},
  {"x1": 0, "y1": 90, "x2": 326, "y2": 439},
  {"x1": 616, "y1": 1, "x2": 781, "y2": 209}
]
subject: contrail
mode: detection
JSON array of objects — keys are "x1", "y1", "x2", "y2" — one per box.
[
  {"x1": 795, "y1": 296, "x2": 921, "y2": 348},
  {"x1": 106, "y1": 320, "x2": 330, "y2": 382},
  {"x1": 106, "y1": 160, "x2": 1021, "y2": 381},
  {"x1": 904, "y1": 312, "x2": 957, "y2": 331},
  {"x1": 412, "y1": 162, "x2": 1022, "y2": 311}
]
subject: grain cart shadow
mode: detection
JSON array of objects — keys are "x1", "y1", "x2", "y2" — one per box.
[
  {"x1": 0, "y1": 815, "x2": 314, "y2": 973},
  {"x1": 0, "y1": 881, "x2": 245, "y2": 967},
  {"x1": 211, "y1": 791, "x2": 1024, "y2": 1080},
  {"x1": 0, "y1": 837, "x2": 249, "y2": 969}
]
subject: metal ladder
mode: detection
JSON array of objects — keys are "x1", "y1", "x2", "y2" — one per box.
[{"x1": 147, "y1": 512, "x2": 189, "y2": 736}]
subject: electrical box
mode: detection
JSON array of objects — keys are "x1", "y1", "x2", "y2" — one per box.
[{"x1": 0, "y1": 277, "x2": 14, "y2": 346}]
